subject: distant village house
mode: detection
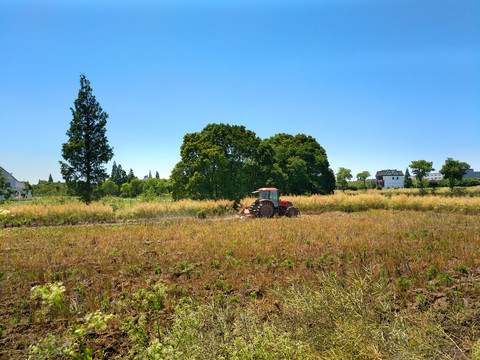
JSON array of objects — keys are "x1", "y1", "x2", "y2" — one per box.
[
  {"x1": 0, "y1": 166, "x2": 32, "y2": 199},
  {"x1": 375, "y1": 169, "x2": 404, "y2": 189},
  {"x1": 425, "y1": 172, "x2": 444, "y2": 181}
]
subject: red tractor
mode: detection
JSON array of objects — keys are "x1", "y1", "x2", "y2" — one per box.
[{"x1": 238, "y1": 187, "x2": 299, "y2": 218}]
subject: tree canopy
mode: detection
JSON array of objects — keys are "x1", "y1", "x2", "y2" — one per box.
[
  {"x1": 404, "y1": 168, "x2": 413, "y2": 188},
  {"x1": 102, "y1": 179, "x2": 119, "y2": 196},
  {"x1": 171, "y1": 124, "x2": 335, "y2": 201},
  {"x1": 171, "y1": 123, "x2": 262, "y2": 202},
  {"x1": 356, "y1": 171, "x2": 371, "y2": 190},
  {"x1": 440, "y1": 158, "x2": 470, "y2": 190},
  {"x1": 111, "y1": 161, "x2": 127, "y2": 187},
  {"x1": 336, "y1": 167, "x2": 352, "y2": 191},
  {"x1": 410, "y1": 160, "x2": 434, "y2": 188},
  {"x1": 60, "y1": 74, "x2": 114, "y2": 203},
  {"x1": 263, "y1": 134, "x2": 335, "y2": 195}
]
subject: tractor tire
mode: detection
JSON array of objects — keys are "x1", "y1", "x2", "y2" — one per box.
[
  {"x1": 249, "y1": 200, "x2": 260, "y2": 214},
  {"x1": 278, "y1": 206, "x2": 287, "y2": 216},
  {"x1": 286, "y1": 206, "x2": 299, "y2": 217},
  {"x1": 257, "y1": 202, "x2": 274, "y2": 218}
]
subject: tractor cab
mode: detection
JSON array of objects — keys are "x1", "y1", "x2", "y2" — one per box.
[{"x1": 253, "y1": 188, "x2": 279, "y2": 207}]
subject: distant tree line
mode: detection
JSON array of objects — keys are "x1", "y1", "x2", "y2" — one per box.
[
  {"x1": 31, "y1": 181, "x2": 67, "y2": 197},
  {"x1": 408, "y1": 158, "x2": 472, "y2": 189},
  {"x1": 334, "y1": 158, "x2": 477, "y2": 191},
  {"x1": 102, "y1": 163, "x2": 170, "y2": 198}
]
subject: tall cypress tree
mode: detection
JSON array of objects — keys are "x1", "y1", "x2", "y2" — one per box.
[
  {"x1": 127, "y1": 168, "x2": 136, "y2": 182},
  {"x1": 404, "y1": 168, "x2": 413, "y2": 188},
  {"x1": 111, "y1": 161, "x2": 118, "y2": 180},
  {"x1": 60, "y1": 74, "x2": 114, "y2": 203}
]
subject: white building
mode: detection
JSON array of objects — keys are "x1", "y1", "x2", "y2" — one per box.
[
  {"x1": 464, "y1": 169, "x2": 480, "y2": 180},
  {"x1": 375, "y1": 169, "x2": 404, "y2": 189},
  {"x1": 0, "y1": 166, "x2": 32, "y2": 199},
  {"x1": 425, "y1": 172, "x2": 444, "y2": 181}
]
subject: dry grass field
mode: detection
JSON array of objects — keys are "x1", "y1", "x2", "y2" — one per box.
[
  {"x1": 1, "y1": 206, "x2": 480, "y2": 358},
  {"x1": 1, "y1": 190, "x2": 479, "y2": 227}
]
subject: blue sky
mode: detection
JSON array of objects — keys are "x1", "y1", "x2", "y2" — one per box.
[{"x1": 1, "y1": 0, "x2": 479, "y2": 184}]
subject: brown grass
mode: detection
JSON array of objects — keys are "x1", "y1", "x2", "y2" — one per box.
[
  {"x1": 241, "y1": 191, "x2": 480, "y2": 214},
  {"x1": 1, "y1": 211, "x2": 480, "y2": 358},
  {"x1": 1, "y1": 190, "x2": 479, "y2": 228}
]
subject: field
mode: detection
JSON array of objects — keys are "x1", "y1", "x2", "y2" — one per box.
[
  {"x1": 1, "y1": 188, "x2": 480, "y2": 227},
  {"x1": 1, "y1": 192, "x2": 480, "y2": 359}
]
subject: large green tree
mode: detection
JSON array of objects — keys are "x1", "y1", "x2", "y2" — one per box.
[
  {"x1": 60, "y1": 74, "x2": 114, "y2": 203},
  {"x1": 171, "y1": 123, "x2": 263, "y2": 201},
  {"x1": 410, "y1": 160, "x2": 434, "y2": 188},
  {"x1": 171, "y1": 124, "x2": 335, "y2": 200},
  {"x1": 262, "y1": 134, "x2": 335, "y2": 195},
  {"x1": 440, "y1": 158, "x2": 470, "y2": 190}
]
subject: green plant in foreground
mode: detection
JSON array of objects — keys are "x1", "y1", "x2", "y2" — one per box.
[
  {"x1": 427, "y1": 265, "x2": 438, "y2": 281},
  {"x1": 128, "y1": 299, "x2": 311, "y2": 360},
  {"x1": 456, "y1": 264, "x2": 468, "y2": 274},
  {"x1": 196, "y1": 209, "x2": 207, "y2": 219},
  {"x1": 416, "y1": 293, "x2": 427, "y2": 310},
  {"x1": 278, "y1": 271, "x2": 454, "y2": 359},
  {"x1": 120, "y1": 281, "x2": 169, "y2": 353},
  {"x1": 282, "y1": 259, "x2": 293, "y2": 269},
  {"x1": 397, "y1": 277, "x2": 410, "y2": 290},
  {"x1": 437, "y1": 272, "x2": 454, "y2": 286},
  {"x1": 471, "y1": 339, "x2": 480, "y2": 360},
  {"x1": 29, "y1": 282, "x2": 115, "y2": 359},
  {"x1": 0, "y1": 209, "x2": 11, "y2": 225}
]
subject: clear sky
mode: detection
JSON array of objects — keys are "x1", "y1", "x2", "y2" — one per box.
[{"x1": 1, "y1": 0, "x2": 479, "y2": 184}]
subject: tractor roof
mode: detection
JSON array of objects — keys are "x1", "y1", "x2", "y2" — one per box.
[{"x1": 253, "y1": 187, "x2": 278, "y2": 192}]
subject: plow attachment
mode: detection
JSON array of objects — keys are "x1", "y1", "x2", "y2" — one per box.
[{"x1": 238, "y1": 206, "x2": 256, "y2": 218}]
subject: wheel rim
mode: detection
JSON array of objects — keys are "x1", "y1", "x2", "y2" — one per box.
[{"x1": 260, "y1": 204, "x2": 273, "y2": 217}]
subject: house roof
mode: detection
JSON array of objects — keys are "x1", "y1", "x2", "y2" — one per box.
[
  {"x1": 0, "y1": 165, "x2": 26, "y2": 190},
  {"x1": 0, "y1": 165, "x2": 20, "y2": 182},
  {"x1": 375, "y1": 169, "x2": 404, "y2": 177}
]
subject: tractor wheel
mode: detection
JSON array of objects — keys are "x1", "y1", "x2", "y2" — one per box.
[
  {"x1": 257, "y1": 202, "x2": 274, "y2": 218},
  {"x1": 278, "y1": 206, "x2": 287, "y2": 216},
  {"x1": 249, "y1": 200, "x2": 260, "y2": 214},
  {"x1": 286, "y1": 206, "x2": 299, "y2": 217}
]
